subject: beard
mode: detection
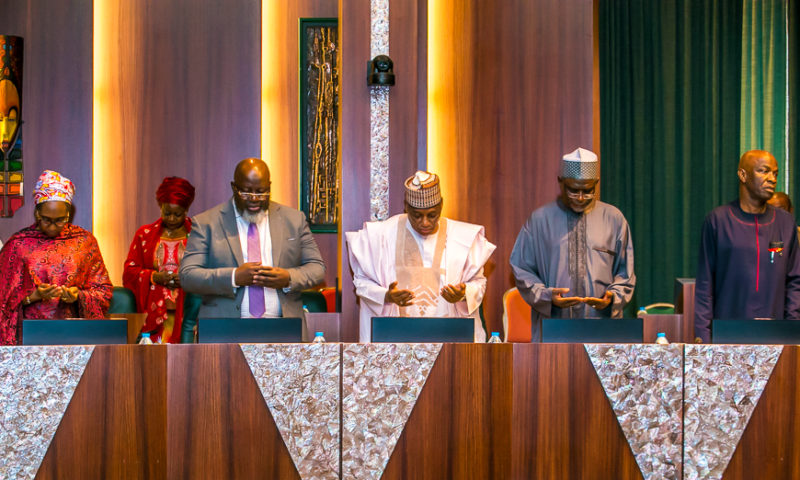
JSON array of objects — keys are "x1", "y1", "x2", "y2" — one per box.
[{"x1": 241, "y1": 208, "x2": 267, "y2": 224}]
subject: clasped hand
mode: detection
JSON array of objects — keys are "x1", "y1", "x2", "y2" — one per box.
[
  {"x1": 551, "y1": 288, "x2": 613, "y2": 310},
  {"x1": 384, "y1": 281, "x2": 467, "y2": 306},
  {"x1": 30, "y1": 283, "x2": 80, "y2": 304},
  {"x1": 152, "y1": 271, "x2": 181, "y2": 288},
  {"x1": 235, "y1": 262, "x2": 291, "y2": 289}
]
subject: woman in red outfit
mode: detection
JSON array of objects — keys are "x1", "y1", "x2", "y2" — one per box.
[
  {"x1": 0, "y1": 170, "x2": 113, "y2": 345},
  {"x1": 123, "y1": 177, "x2": 195, "y2": 343}
]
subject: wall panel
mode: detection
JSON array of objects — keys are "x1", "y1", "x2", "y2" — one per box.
[
  {"x1": 339, "y1": 0, "x2": 373, "y2": 339},
  {"x1": 0, "y1": 0, "x2": 92, "y2": 239},
  {"x1": 94, "y1": 0, "x2": 261, "y2": 284},
  {"x1": 427, "y1": 0, "x2": 595, "y2": 333}
]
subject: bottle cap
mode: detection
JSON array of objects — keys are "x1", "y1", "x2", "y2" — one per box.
[
  {"x1": 657, "y1": 332, "x2": 665, "y2": 337},
  {"x1": 491, "y1": 332, "x2": 499, "y2": 336},
  {"x1": 142, "y1": 333, "x2": 150, "y2": 337},
  {"x1": 315, "y1": 332, "x2": 324, "y2": 336},
  {"x1": 639, "y1": 307, "x2": 646, "y2": 311}
]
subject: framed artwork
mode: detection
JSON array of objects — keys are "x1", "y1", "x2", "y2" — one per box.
[
  {"x1": 0, "y1": 35, "x2": 23, "y2": 218},
  {"x1": 299, "y1": 18, "x2": 339, "y2": 233}
]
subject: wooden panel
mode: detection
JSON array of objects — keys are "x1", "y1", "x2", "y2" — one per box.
[
  {"x1": 0, "y1": 0, "x2": 92, "y2": 239},
  {"x1": 37, "y1": 345, "x2": 168, "y2": 479},
  {"x1": 382, "y1": 344, "x2": 513, "y2": 479},
  {"x1": 166, "y1": 344, "x2": 300, "y2": 479},
  {"x1": 108, "y1": 312, "x2": 146, "y2": 344},
  {"x1": 511, "y1": 344, "x2": 642, "y2": 479},
  {"x1": 338, "y1": 0, "x2": 372, "y2": 341},
  {"x1": 304, "y1": 312, "x2": 340, "y2": 342},
  {"x1": 723, "y1": 347, "x2": 800, "y2": 479},
  {"x1": 388, "y1": 0, "x2": 426, "y2": 211},
  {"x1": 93, "y1": 0, "x2": 261, "y2": 285},
  {"x1": 427, "y1": 0, "x2": 595, "y2": 335},
  {"x1": 314, "y1": 231, "x2": 338, "y2": 289},
  {"x1": 642, "y1": 314, "x2": 683, "y2": 344},
  {"x1": 674, "y1": 278, "x2": 696, "y2": 343}
]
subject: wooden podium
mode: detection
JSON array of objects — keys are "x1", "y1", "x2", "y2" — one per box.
[{"x1": 4, "y1": 343, "x2": 800, "y2": 479}]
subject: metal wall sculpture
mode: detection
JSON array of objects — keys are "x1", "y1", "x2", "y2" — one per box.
[
  {"x1": 0, "y1": 35, "x2": 23, "y2": 218},
  {"x1": 300, "y1": 19, "x2": 339, "y2": 233}
]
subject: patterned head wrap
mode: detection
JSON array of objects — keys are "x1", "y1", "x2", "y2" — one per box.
[
  {"x1": 404, "y1": 171, "x2": 442, "y2": 209},
  {"x1": 560, "y1": 147, "x2": 599, "y2": 180},
  {"x1": 33, "y1": 170, "x2": 75, "y2": 205},
  {"x1": 156, "y1": 176, "x2": 195, "y2": 209}
]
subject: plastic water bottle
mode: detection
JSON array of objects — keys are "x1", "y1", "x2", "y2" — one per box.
[
  {"x1": 487, "y1": 332, "x2": 502, "y2": 343},
  {"x1": 139, "y1": 332, "x2": 153, "y2": 345},
  {"x1": 637, "y1": 306, "x2": 647, "y2": 319},
  {"x1": 656, "y1": 332, "x2": 669, "y2": 345},
  {"x1": 312, "y1": 331, "x2": 326, "y2": 343}
]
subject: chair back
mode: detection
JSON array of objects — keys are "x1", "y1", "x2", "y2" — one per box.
[
  {"x1": 503, "y1": 287, "x2": 532, "y2": 342},
  {"x1": 320, "y1": 287, "x2": 337, "y2": 312},
  {"x1": 109, "y1": 286, "x2": 137, "y2": 314},
  {"x1": 645, "y1": 302, "x2": 675, "y2": 314},
  {"x1": 301, "y1": 290, "x2": 328, "y2": 313}
]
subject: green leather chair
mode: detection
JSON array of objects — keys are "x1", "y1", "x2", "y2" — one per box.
[
  {"x1": 301, "y1": 290, "x2": 328, "y2": 313},
  {"x1": 645, "y1": 302, "x2": 675, "y2": 314},
  {"x1": 180, "y1": 292, "x2": 203, "y2": 343},
  {"x1": 109, "y1": 286, "x2": 137, "y2": 314}
]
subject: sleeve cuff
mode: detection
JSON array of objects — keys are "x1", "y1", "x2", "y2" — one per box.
[{"x1": 284, "y1": 270, "x2": 294, "y2": 293}]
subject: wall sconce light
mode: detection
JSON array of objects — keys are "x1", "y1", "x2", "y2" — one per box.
[{"x1": 367, "y1": 55, "x2": 395, "y2": 86}]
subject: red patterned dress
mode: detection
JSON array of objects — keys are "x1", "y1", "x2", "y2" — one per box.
[
  {"x1": 123, "y1": 218, "x2": 191, "y2": 343},
  {"x1": 0, "y1": 224, "x2": 113, "y2": 345}
]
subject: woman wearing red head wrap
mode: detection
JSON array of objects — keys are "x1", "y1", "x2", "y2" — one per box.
[{"x1": 123, "y1": 177, "x2": 195, "y2": 343}]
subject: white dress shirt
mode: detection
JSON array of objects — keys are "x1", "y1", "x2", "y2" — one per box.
[
  {"x1": 407, "y1": 221, "x2": 445, "y2": 274},
  {"x1": 230, "y1": 200, "x2": 282, "y2": 317}
]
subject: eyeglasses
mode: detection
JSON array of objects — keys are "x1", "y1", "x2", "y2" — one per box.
[
  {"x1": 37, "y1": 215, "x2": 69, "y2": 227},
  {"x1": 565, "y1": 189, "x2": 596, "y2": 200},
  {"x1": 233, "y1": 185, "x2": 270, "y2": 201}
]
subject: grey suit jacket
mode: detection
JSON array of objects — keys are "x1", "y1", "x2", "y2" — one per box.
[{"x1": 179, "y1": 199, "x2": 325, "y2": 319}]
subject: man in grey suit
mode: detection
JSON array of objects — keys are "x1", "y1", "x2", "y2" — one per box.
[{"x1": 180, "y1": 158, "x2": 325, "y2": 319}]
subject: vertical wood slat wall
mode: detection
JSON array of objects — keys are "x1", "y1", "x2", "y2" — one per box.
[{"x1": 93, "y1": 0, "x2": 262, "y2": 285}]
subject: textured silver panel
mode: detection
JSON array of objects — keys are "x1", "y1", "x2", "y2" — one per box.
[
  {"x1": 370, "y1": 0, "x2": 388, "y2": 58},
  {"x1": 0, "y1": 346, "x2": 94, "y2": 479},
  {"x1": 586, "y1": 344, "x2": 683, "y2": 480},
  {"x1": 240, "y1": 344, "x2": 340, "y2": 480},
  {"x1": 341, "y1": 343, "x2": 441, "y2": 480},
  {"x1": 369, "y1": 86, "x2": 390, "y2": 221},
  {"x1": 683, "y1": 345, "x2": 782, "y2": 480},
  {"x1": 369, "y1": 0, "x2": 390, "y2": 221}
]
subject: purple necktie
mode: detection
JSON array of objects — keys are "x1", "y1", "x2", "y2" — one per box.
[{"x1": 247, "y1": 222, "x2": 265, "y2": 317}]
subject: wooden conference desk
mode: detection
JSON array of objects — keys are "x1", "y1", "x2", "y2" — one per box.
[{"x1": 1, "y1": 343, "x2": 798, "y2": 479}]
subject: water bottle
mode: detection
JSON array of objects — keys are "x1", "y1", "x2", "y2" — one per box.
[
  {"x1": 655, "y1": 332, "x2": 669, "y2": 345},
  {"x1": 487, "y1": 332, "x2": 502, "y2": 343},
  {"x1": 637, "y1": 306, "x2": 647, "y2": 319},
  {"x1": 312, "y1": 331, "x2": 326, "y2": 343},
  {"x1": 139, "y1": 332, "x2": 153, "y2": 345}
]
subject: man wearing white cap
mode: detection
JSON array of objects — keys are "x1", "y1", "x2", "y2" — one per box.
[
  {"x1": 510, "y1": 148, "x2": 635, "y2": 341},
  {"x1": 346, "y1": 171, "x2": 496, "y2": 342}
]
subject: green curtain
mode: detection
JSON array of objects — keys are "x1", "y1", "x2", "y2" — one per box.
[
  {"x1": 740, "y1": 0, "x2": 787, "y2": 181},
  {"x1": 790, "y1": 0, "x2": 800, "y2": 212},
  {"x1": 599, "y1": 1, "x2": 743, "y2": 310}
]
